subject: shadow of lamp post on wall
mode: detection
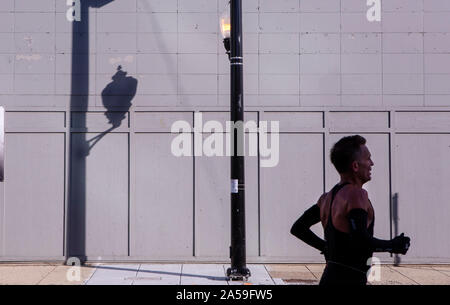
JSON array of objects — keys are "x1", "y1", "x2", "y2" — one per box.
[
  {"x1": 66, "y1": 0, "x2": 114, "y2": 266},
  {"x1": 220, "y1": 0, "x2": 251, "y2": 281}
]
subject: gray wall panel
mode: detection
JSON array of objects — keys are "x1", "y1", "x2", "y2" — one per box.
[
  {"x1": 71, "y1": 112, "x2": 129, "y2": 131},
  {"x1": 5, "y1": 112, "x2": 65, "y2": 132},
  {"x1": 3, "y1": 133, "x2": 64, "y2": 257},
  {"x1": 132, "y1": 133, "x2": 193, "y2": 258},
  {"x1": 260, "y1": 133, "x2": 324, "y2": 260},
  {"x1": 200, "y1": 112, "x2": 258, "y2": 129},
  {"x1": 195, "y1": 134, "x2": 259, "y2": 258},
  {"x1": 261, "y1": 112, "x2": 323, "y2": 132},
  {"x1": 328, "y1": 112, "x2": 389, "y2": 131},
  {"x1": 70, "y1": 133, "x2": 129, "y2": 257},
  {"x1": 134, "y1": 111, "x2": 193, "y2": 132},
  {"x1": 396, "y1": 112, "x2": 450, "y2": 132},
  {"x1": 395, "y1": 134, "x2": 450, "y2": 261}
]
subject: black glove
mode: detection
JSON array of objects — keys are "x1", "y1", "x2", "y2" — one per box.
[{"x1": 390, "y1": 233, "x2": 410, "y2": 255}]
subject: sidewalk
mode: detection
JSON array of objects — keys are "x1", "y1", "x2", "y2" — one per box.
[{"x1": 0, "y1": 263, "x2": 449, "y2": 285}]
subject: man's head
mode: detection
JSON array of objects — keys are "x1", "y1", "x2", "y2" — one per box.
[{"x1": 330, "y1": 135, "x2": 374, "y2": 184}]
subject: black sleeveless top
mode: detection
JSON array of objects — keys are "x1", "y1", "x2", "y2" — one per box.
[{"x1": 324, "y1": 183, "x2": 374, "y2": 273}]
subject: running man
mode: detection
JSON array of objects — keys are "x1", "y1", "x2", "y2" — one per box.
[{"x1": 291, "y1": 135, "x2": 410, "y2": 285}]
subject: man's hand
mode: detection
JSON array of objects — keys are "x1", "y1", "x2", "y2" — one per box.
[{"x1": 391, "y1": 233, "x2": 411, "y2": 255}]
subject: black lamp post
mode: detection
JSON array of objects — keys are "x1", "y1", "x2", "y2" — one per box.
[{"x1": 221, "y1": 0, "x2": 251, "y2": 281}]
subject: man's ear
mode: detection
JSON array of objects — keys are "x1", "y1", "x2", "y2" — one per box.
[{"x1": 351, "y1": 160, "x2": 359, "y2": 172}]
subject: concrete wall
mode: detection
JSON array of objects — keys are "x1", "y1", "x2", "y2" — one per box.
[{"x1": 0, "y1": 0, "x2": 449, "y2": 263}]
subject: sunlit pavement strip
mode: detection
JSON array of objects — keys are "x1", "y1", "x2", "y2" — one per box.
[
  {"x1": 432, "y1": 265, "x2": 450, "y2": 277},
  {"x1": 133, "y1": 264, "x2": 182, "y2": 285},
  {"x1": 85, "y1": 264, "x2": 279, "y2": 285},
  {"x1": 0, "y1": 265, "x2": 55, "y2": 285},
  {"x1": 180, "y1": 264, "x2": 228, "y2": 285},
  {"x1": 1, "y1": 263, "x2": 449, "y2": 285},
  {"x1": 388, "y1": 265, "x2": 450, "y2": 285},
  {"x1": 368, "y1": 266, "x2": 417, "y2": 285},
  {"x1": 81, "y1": 263, "x2": 450, "y2": 285},
  {"x1": 0, "y1": 264, "x2": 95, "y2": 285}
]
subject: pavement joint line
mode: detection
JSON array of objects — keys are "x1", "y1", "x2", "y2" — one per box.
[
  {"x1": 304, "y1": 264, "x2": 319, "y2": 280},
  {"x1": 387, "y1": 265, "x2": 420, "y2": 285},
  {"x1": 84, "y1": 263, "x2": 99, "y2": 285},
  {"x1": 431, "y1": 267, "x2": 450, "y2": 279},
  {"x1": 222, "y1": 264, "x2": 230, "y2": 286},
  {"x1": 36, "y1": 265, "x2": 58, "y2": 285},
  {"x1": 132, "y1": 263, "x2": 142, "y2": 286},
  {"x1": 179, "y1": 264, "x2": 183, "y2": 285},
  {"x1": 263, "y1": 264, "x2": 276, "y2": 285}
]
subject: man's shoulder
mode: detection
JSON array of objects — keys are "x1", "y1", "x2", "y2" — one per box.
[
  {"x1": 345, "y1": 185, "x2": 368, "y2": 197},
  {"x1": 342, "y1": 185, "x2": 369, "y2": 211},
  {"x1": 316, "y1": 192, "x2": 328, "y2": 208}
]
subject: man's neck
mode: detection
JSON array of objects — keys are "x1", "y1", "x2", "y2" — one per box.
[{"x1": 339, "y1": 174, "x2": 363, "y2": 188}]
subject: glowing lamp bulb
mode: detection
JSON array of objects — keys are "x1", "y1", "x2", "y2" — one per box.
[{"x1": 220, "y1": 6, "x2": 231, "y2": 39}]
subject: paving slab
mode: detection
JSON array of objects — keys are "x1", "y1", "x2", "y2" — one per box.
[
  {"x1": 368, "y1": 266, "x2": 417, "y2": 285},
  {"x1": 430, "y1": 265, "x2": 450, "y2": 271},
  {"x1": 246, "y1": 264, "x2": 275, "y2": 285},
  {"x1": 304, "y1": 264, "x2": 325, "y2": 280},
  {"x1": 266, "y1": 264, "x2": 317, "y2": 285},
  {"x1": 133, "y1": 264, "x2": 182, "y2": 285},
  {"x1": 431, "y1": 265, "x2": 450, "y2": 278},
  {"x1": 180, "y1": 264, "x2": 228, "y2": 285},
  {"x1": 389, "y1": 265, "x2": 450, "y2": 285},
  {"x1": 272, "y1": 278, "x2": 286, "y2": 285},
  {"x1": 86, "y1": 264, "x2": 139, "y2": 285},
  {"x1": 0, "y1": 264, "x2": 56, "y2": 285},
  {"x1": 86, "y1": 278, "x2": 133, "y2": 285},
  {"x1": 39, "y1": 265, "x2": 95, "y2": 285},
  {"x1": 226, "y1": 264, "x2": 274, "y2": 285}
]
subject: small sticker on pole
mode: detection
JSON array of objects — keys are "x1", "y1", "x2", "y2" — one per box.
[{"x1": 231, "y1": 179, "x2": 238, "y2": 194}]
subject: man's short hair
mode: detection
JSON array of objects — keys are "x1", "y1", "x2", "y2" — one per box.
[{"x1": 330, "y1": 135, "x2": 367, "y2": 174}]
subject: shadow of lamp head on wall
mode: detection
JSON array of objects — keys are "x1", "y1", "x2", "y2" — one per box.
[
  {"x1": 101, "y1": 65, "x2": 137, "y2": 128},
  {"x1": 79, "y1": 66, "x2": 137, "y2": 157}
]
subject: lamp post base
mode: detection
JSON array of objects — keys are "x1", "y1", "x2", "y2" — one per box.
[{"x1": 226, "y1": 267, "x2": 251, "y2": 281}]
